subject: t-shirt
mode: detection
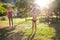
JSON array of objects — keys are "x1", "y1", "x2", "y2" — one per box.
[{"x1": 8, "y1": 10, "x2": 12, "y2": 17}]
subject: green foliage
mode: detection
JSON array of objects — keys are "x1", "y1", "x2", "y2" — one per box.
[
  {"x1": 0, "y1": 2, "x2": 6, "y2": 14},
  {"x1": 1, "y1": 18, "x2": 60, "y2": 40},
  {"x1": 16, "y1": 0, "x2": 34, "y2": 18},
  {"x1": 23, "y1": 21, "x2": 55, "y2": 40}
]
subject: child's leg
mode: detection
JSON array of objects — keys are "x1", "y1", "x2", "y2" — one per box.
[
  {"x1": 11, "y1": 17, "x2": 13, "y2": 27},
  {"x1": 12, "y1": 18, "x2": 13, "y2": 26},
  {"x1": 35, "y1": 21, "x2": 36, "y2": 32},
  {"x1": 8, "y1": 17, "x2": 14, "y2": 30},
  {"x1": 9, "y1": 18, "x2": 11, "y2": 27},
  {"x1": 32, "y1": 20, "x2": 34, "y2": 32}
]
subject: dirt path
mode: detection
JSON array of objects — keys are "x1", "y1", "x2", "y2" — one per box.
[
  {"x1": 0, "y1": 20, "x2": 33, "y2": 40},
  {"x1": 0, "y1": 23, "x2": 9, "y2": 29},
  {"x1": 4, "y1": 24, "x2": 27, "y2": 40}
]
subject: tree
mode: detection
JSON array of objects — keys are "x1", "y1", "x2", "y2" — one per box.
[
  {"x1": 53, "y1": 0, "x2": 60, "y2": 22},
  {"x1": 16, "y1": 0, "x2": 34, "y2": 20},
  {"x1": 0, "y1": 2, "x2": 6, "y2": 16},
  {"x1": 46, "y1": 0, "x2": 60, "y2": 23}
]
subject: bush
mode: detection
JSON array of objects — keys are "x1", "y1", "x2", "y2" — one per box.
[{"x1": 0, "y1": 2, "x2": 6, "y2": 16}]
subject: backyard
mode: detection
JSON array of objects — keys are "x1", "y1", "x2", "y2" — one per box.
[
  {"x1": 0, "y1": 18, "x2": 60, "y2": 40},
  {"x1": 0, "y1": 0, "x2": 60, "y2": 40}
]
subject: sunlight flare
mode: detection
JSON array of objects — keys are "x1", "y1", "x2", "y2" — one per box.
[{"x1": 34, "y1": 0, "x2": 55, "y2": 9}]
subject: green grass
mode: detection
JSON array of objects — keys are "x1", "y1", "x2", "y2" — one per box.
[
  {"x1": 0, "y1": 18, "x2": 25, "y2": 24},
  {"x1": 0, "y1": 18, "x2": 59, "y2": 40},
  {"x1": 19, "y1": 20, "x2": 56, "y2": 40}
]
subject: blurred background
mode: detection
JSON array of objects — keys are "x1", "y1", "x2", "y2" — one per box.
[{"x1": 0, "y1": 0, "x2": 60, "y2": 40}]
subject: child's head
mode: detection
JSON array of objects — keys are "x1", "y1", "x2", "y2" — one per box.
[{"x1": 8, "y1": 7, "x2": 12, "y2": 10}]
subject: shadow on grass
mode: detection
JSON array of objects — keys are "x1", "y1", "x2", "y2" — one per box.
[
  {"x1": 27, "y1": 32, "x2": 36, "y2": 40},
  {"x1": 49, "y1": 22, "x2": 60, "y2": 40},
  {"x1": 0, "y1": 27, "x2": 13, "y2": 40},
  {"x1": 5, "y1": 31, "x2": 25, "y2": 40}
]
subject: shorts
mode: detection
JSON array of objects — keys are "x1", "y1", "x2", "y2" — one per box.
[
  {"x1": 8, "y1": 16, "x2": 12, "y2": 18},
  {"x1": 8, "y1": 15, "x2": 12, "y2": 18},
  {"x1": 32, "y1": 19, "x2": 36, "y2": 22}
]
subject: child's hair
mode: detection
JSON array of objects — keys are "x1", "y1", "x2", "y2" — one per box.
[{"x1": 8, "y1": 7, "x2": 12, "y2": 10}]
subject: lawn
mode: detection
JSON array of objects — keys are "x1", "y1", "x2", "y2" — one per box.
[
  {"x1": 0, "y1": 18, "x2": 60, "y2": 40},
  {"x1": 20, "y1": 20, "x2": 56, "y2": 40}
]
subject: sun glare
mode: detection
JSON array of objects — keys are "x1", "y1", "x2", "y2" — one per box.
[{"x1": 34, "y1": 0, "x2": 55, "y2": 9}]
